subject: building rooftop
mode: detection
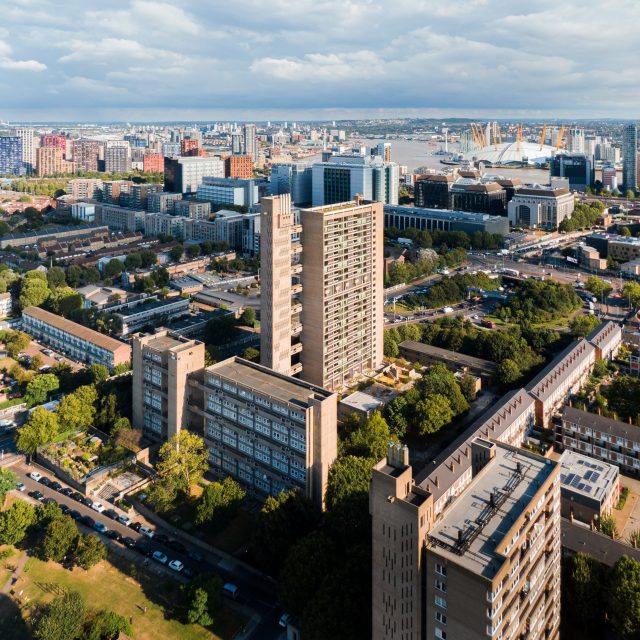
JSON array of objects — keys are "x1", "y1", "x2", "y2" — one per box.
[
  {"x1": 399, "y1": 341, "x2": 497, "y2": 374},
  {"x1": 143, "y1": 330, "x2": 198, "y2": 352},
  {"x1": 115, "y1": 296, "x2": 188, "y2": 318},
  {"x1": 559, "y1": 450, "x2": 618, "y2": 505},
  {"x1": 206, "y1": 356, "x2": 334, "y2": 408},
  {"x1": 562, "y1": 518, "x2": 640, "y2": 566},
  {"x1": 339, "y1": 391, "x2": 383, "y2": 413},
  {"x1": 562, "y1": 406, "x2": 640, "y2": 442},
  {"x1": 516, "y1": 187, "x2": 571, "y2": 197},
  {"x1": 22, "y1": 306, "x2": 129, "y2": 354},
  {"x1": 383, "y1": 204, "x2": 505, "y2": 225},
  {"x1": 428, "y1": 443, "x2": 556, "y2": 579},
  {"x1": 586, "y1": 321, "x2": 621, "y2": 351}
]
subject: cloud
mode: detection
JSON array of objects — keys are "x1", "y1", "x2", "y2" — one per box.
[{"x1": 0, "y1": 0, "x2": 639, "y2": 118}]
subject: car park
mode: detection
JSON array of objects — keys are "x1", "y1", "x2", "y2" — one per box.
[
  {"x1": 16, "y1": 482, "x2": 25, "y2": 492},
  {"x1": 139, "y1": 525, "x2": 154, "y2": 538},
  {"x1": 152, "y1": 550, "x2": 168, "y2": 564},
  {"x1": 29, "y1": 490, "x2": 44, "y2": 501},
  {"x1": 28, "y1": 472, "x2": 42, "y2": 482},
  {"x1": 91, "y1": 502, "x2": 105, "y2": 514},
  {"x1": 168, "y1": 559, "x2": 183, "y2": 572},
  {"x1": 93, "y1": 522, "x2": 108, "y2": 534}
]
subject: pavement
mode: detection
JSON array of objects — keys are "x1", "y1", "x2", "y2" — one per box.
[{"x1": 3, "y1": 457, "x2": 285, "y2": 640}]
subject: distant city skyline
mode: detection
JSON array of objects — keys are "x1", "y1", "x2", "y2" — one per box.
[{"x1": 2, "y1": 0, "x2": 640, "y2": 120}]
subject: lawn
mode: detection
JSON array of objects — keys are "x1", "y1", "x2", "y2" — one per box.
[{"x1": 0, "y1": 551, "x2": 246, "y2": 640}]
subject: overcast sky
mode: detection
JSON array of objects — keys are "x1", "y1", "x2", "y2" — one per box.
[{"x1": 1, "y1": 0, "x2": 638, "y2": 122}]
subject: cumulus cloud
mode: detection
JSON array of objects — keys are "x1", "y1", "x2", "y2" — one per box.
[{"x1": 0, "y1": 0, "x2": 639, "y2": 118}]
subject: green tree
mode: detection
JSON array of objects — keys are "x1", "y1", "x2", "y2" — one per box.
[
  {"x1": 570, "y1": 314, "x2": 600, "y2": 338},
  {"x1": 623, "y1": 281, "x2": 640, "y2": 308},
  {"x1": 73, "y1": 533, "x2": 107, "y2": 570},
  {"x1": 124, "y1": 253, "x2": 142, "y2": 270},
  {"x1": 416, "y1": 363, "x2": 468, "y2": 415},
  {"x1": 16, "y1": 406, "x2": 60, "y2": 455},
  {"x1": 459, "y1": 373, "x2": 478, "y2": 402},
  {"x1": 586, "y1": 276, "x2": 612, "y2": 300},
  {"x1": 609, "y1": 555, "x2": 640, "y2": 639},
  {"x1": 88, "y1": 364, "x2": 110, "y2": 385},
  {"x1": 496, "y1": 358, "x2": 522, "y2": 385},
  {"x1": 325, "y1": 456, "x2": 372, "y2": 513},
  {"x1": 56, "y1": 385, "x2": 97, "y2": 431},
  {"x1": 25, "y1": 373, "x2": 60, "y2": 407},
  {"x1": 41, "y1": 515, "x2": 79, "y2": 562},
  {"x1": 19, "y1": 274, "x2": 50, "y2": 309},
  {"x1": 84, "y1": 610, "x2": 132, "y2": 640},
  {"x1": 242, "y1": 346, "x2": 260, "y2": 362},
  {"x1": 139, "y1": 249, "x2": 157, "y2": 267},
  {"x1": 204, "y1": 313, "x2": 238, "y2": 346},
  {"x1": 103, "y1": 259, "x2": 124, "y2": 278},
  {"x1": 187, "y1": 587, "x2": 213, "y2": 625},
  {"x1": 5, "y1": 330, "x2": 30, "y2": 357},
  {"x1": 620, "y1": 226, "x2": 632, "y2": 237},
  {"x1": 169, "y1": 244, "x2": 184, "y2": 261},
  {"x1": 36, "y1": 500, "x2": 63, "y2": 529},
  {"x1": 415, "y1": 394, "x2": 454, "y2": 435},
  {"x1": 384, "y1": 394, "x2": 409, "y2": 439},
  {"x1": 341, "y1": 411, "x2": 396, "y2": 460},
  {"x1": 596, "y1": 514, "x2": 619, "y2": 539},
  {"x1": 83, "y1": 266, "x2": 101, "y2": 284},
  {"x1": 195, "y1": 477, "x2": 246, "y2": 528},
  {"x1": 0, "y1": 468, "x2": 17, "y2": 503},
  {"x1": 146, "y1": 477, "x2": 179, "y2": 513},
  {"x1": 186, "y1": 243, "x2": 202, "y2": 258},
  {"x1": 240, "y1": 307, "x2": 256, "y2": 326},
  {"x1": 46, "y1": 266, "x2": 67, "y2": 289},
  {"x1": 156, "y1": 430, "x2": 209, "y2": 495},
  {"x1": 49, "y1": 288, "x2": 83, "y2": 318},
  {"x1": 66, "y1": 265, "x2": 83, "y2": 287},
  {"x1": 383, "y1": 330, "x2": 399, "y2": 358},
  {"x1": 0, "y1": 500, "x2": 37, "y2": 545},
  {"x1": 33, "y1": 591, "x2": 86, "y2": 640}
]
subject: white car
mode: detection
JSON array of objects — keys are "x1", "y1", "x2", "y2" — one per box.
[
  {"x1": 91, "y1": 502, "x2": 105, "y2": 513},
  {"x1": 279, "y1": 613, "x2": 290, "y2": 628},
  {"x1": 118, "y1": 514, "x2": 132, "y2": 527},
  {"x1": 139, "y1": 525, "x2": 154, "y2": 538},
  {"x1": 29, "y1": 472, "x2": 42, "y2": 482},
  {"x1": 152, "y1": 550, "x2": 168, "y2": 564},
  {"x1": 168, "y1": 559, "x2": 183, "y2": 572},
  {"x1": 16, "y1": 482, "x2": 25, "y2": 492}
]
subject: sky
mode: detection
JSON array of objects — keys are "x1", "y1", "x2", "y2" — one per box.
[{"x1": 1, "y1": 0, "x2": 639, "y2": 122}]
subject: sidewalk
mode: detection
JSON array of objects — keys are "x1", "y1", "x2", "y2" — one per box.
[{"x1": 1, "y1": 551, "x2": 28, "y2": 595}]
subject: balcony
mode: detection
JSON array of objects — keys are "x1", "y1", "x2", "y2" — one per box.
[
  {"x1": 291, "y1": 242, "x2": 303, "y2": 255},
  {"x1": 290, "y1": 343, "x2": 303, "y2": 355},
  {"x1": 291, "y1": 283, "x2": 303, "y2": 295},
  {"x1": 291, "y1": 303, "x2": 302, "y2": 315},
  {"x1": 291, "y1": 263, "x2": 303, "y2": 275},
  {"x1": 290, "y1": 362, "x2": 302, "y2": 375},
  {"x1": 292, "y1": 322, "x2": 303, "y2": 336}
]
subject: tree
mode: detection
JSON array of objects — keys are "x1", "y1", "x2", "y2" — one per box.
[
  {"x1": 187, "y1": 587, "x2": 213, "y2": 626},
  {"x1": 459, "y1": 373, "x2": 478, "y2": 402},
  {"x1": 16, "y1": 406, "x2": 60, "y2": 455},
  {"x1": 240, "y1": 307, "x2": 256, "y2": 327},
  {"x1": 325, "y1": 456, "x2": 372, "y2": 513},
  {"x1": 124, "y1": 253, "x2": 142, "y2": 270},
  {"x1": 0, "y1": 468, "x2": 17, "y2": 504},
  {"x1": 620, "y1": 226, "x2": 632, "y2": 237},
  {"x1": 416, "y1": 364, "x2": 468, "y2": 415},
  {"x1": 19, "y1": 275, "x2": 50, "y2": 309},
  {"x1": 33, "y1": 591, "x2": 85, "y2": 640},
  {"x1": 50, "y1": 288, "x2": 83, "y2": 318},
  {"x1": 46, "y1": 266, "x2": 66, "y2": 289},
  {"x1": 139, "y1": 249, "x2": 157, "y2": 268},
  {"x1": 56, "y1": 385, "x2": 97, "y2": 431},
  {"x1": 186, "y1": 244, "x2": 202, "y2": 258},
  {"x1": 73, "y1": 533, "x2": 107, "y2": 570},
  {"x1": 623, "y1": 281, "x2": 640, "y2": 308},
  {"x1": 242, "y1": 346, "x2": 259, "y2": 362},
  {"x1": 36, "y1": 500, "x2": 63, "y2": 529},
  {"x1": 5, "y1": 329, "x2": 30, "y2": 357},
  {"x1": 156, "y1": 431, "x2": 209, "y2": 495},
  {"x1": 147, "y1": 477, "x2": 179, "y2": 512},
  {"x1": 496, "y1": 358, "x2": 522, "y2": 385},
  {"x1": 25, "y1": 373, "x2": 60, "y2": 407},
  {"x1": 84, "y1": 610, "x2": 132, "y2": 640},
  {"x1": 384, "y1": 394, "x2": 409, "y2": 439},
  {"x1": 383, "y1": 330, "x2": 399, "y2": 358},
  {"x1": 195, "y1": 476, "x2": 246, "y2": 528},
  {"x1": 596, "y1": 514, "x2": 619, "y2": 539},
  {"x1": 41, "y1": 515, "x2": 79, "y2": 562},
  {"x1": 169, "y1": 244, "x2": 184, "y2": 261},
  {"x1": 564, "y1": 552, "x2": 604, "y2": 632},
  {"x1": 609, "y1": 555, "x2": 640, "y2": 639},
  {"x1": 103, "y1": 259, "x2": 124, "y2": 278},
  {"x1": 88, "y1": 364, "x2": 110, "y2": 385},
  {"x1": 586, "y1": 276, "x2": 612, "y2": 300},
  {"x1": 341, "y1": 411, "x2": 396, "y2": 461},
  {"x1": 0, "y1": 500, "x2": 37, "y2": 545},
  {"x1": 570, "y1": 314, "x2": 600, "y2": 338},
  {"x1": 152, "y1": 267, "x2": 170, "y2": 288},
  {"x1": 628, "y1": 530, "x2": 640, "y2": 548},
  {"x1": 415, "y1": 394, "x2": 454, "y2": 435},
  {"x1": 66, "y1": 264, "x2": 83, "y2": 288},
  {"x1": 205, "y1": 313, "x2": 238, "y2": 345},
  {"x1": 83, "y1": 266, "x2": 101, "y2": 284}
]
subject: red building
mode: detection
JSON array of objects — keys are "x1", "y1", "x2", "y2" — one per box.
[
  {"x1": 143, "y1": 153, "x2": 164, "y2": 173},
  {"x1": 181, "y1": 139, "x2": 199, "y2": 155},
  {"x1": 224, "y1": 154, "x2": 252, "y2": 179},
  {"x1": 41, "y1": 134, "x2": 67, "y2": 157}
]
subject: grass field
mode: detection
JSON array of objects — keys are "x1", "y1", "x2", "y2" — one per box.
[{"x1": 0, "y1": 549, "x2": 246, "y2": 640}]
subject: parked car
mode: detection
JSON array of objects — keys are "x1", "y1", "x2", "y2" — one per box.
[
  {"x1": 154, "y1": 533, "x2": 169, "y2": 545},
  {"x1": 168, "y1": 559, "x2": 183, "y2": 572},
  {"x1": 188, "y1": 550, "x2": 204, "y2": 562},
  {"x1": 60, "y1": 487, "x2": 73, "y2": 497},
  {"x1": 139, "y1": 525, "x2": 154, "y2": 539},
  {"x1": 105, "y1": 530, "x2": 122, "y2": 542},
  {"x1": 103, "y1": 509, "x2": 119, "y2": 521},
  {"x1": 91, "y1": 502, "x2": 105, "y2": 514},
  {"x1": 16, "y1": 482, "x2": 25, "y2": 492},
  {"x1": 28, "y1": 472, "x2": 42, "y2": 482},
  {"x1": 93, "y1": 522, "x2": 107, "y2": 534},
  {"x1": 223, "y1": 583, "x2": 239, "y2": 599},
  {"x1": 80, "y1": 515, "x2": 95, "y2": 528},
  {"x1": 279, "y1": 613, "x2": 291, "y2": 628},
  {"x1": 118, "y1": 515, "x2": 132, "y2": 527},
  {"x1": 130, "y1": 521, "x2": 142, "y2": 532},
  {"x1": 50, "y1": 481, "x2": 62, "y2": 492},
  {"x1": 83, "y1": 497, "x2": 94, "y2": 508},
  {"x1": 167, "y1": 540, "x2": 186, "y2": 554},
  {"x1": 29, "y1": 490, "x2": 44, "y2": 501},
  {"x1": 72, "y1": 492, "x2": 84, "y2": 503},
  {"x1": 134, "y1": 542, "x2": 152, "y2": 556},
  {"x1": 60, "y1": 504, "x2": 70, "y2": 515},
  {"x1": 122, "y1": 536, "x2": 136, "y2": 548},
  {"x1": 39, "y1": 477, "x2": 52, "y2": 487},
  {"x1": 69, "y1": 510, "x2": 82, "y2": 520},
  {"x1": 42, "y1": 497, "x2": 57, "y2": 506},
  {"x1": 152, "y1": 550, "x2": 168, "y2": 565}
]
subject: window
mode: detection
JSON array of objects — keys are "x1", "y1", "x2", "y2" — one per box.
[
  {"x1": 435, "y1": 612, "x2": 447, "y2": 625},
  {"x1": 434, "y1": 595, "x2": 447, "y2": 610},
  {"x1": 435, "y1": 563, "x2": 447, "y2": 577},
  {"x1": 435, "y1": 629, "x2": 446, "y2": 640},
  {"x1": 434, "y1": 579, "x2": 446, "y2": 593}
]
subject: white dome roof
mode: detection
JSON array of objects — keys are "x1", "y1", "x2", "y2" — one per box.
[{"x1": 464, "y1": 142, "x2": 556, "y2": 165}]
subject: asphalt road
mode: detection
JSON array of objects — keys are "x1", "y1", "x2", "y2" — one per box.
[{"x1": 9, "y1": 461, "x2": 285, "y2": 640}]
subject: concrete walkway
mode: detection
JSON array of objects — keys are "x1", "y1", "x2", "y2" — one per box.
[{"x1": 1, "y1": 550, "x2": 28, "y2": 595}]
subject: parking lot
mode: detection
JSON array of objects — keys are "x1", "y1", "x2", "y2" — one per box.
[{"x1": 22, "y1": 339, "x2": 83, "y2": 371}]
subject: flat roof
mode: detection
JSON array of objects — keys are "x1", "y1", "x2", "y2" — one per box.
[
  {"x1": 559, "y1": 450, "x2": 618, "y2": 505},
  {"x1": 144, "y1": 332, "x2": 195, "y2": 352},
  {"x1": 399, "y1": 341, "x2": 497, "y2": 373},
  {"x1": 22, "y1": 306, "x2": 129, "y2": 354},
  {"x1": 340, "y1": 391, "x2": 383, "y2": 412},
  {"x1": 562, "y1": 406, "x2": 640, "y2": 442},
  {"x1": 207, "y1": 356, "x2": 333, "y2": 408},
  {"x1": 383, "y1": 204, "x2": 505, "y2": 224},
  {"x1": 428, "y1": 444, "x2": 555, "y2": 579},
  {"x1": 116, "y1": 297, "x2": 188, "y2": 317}
]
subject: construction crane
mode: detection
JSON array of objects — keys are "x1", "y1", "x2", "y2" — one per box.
[
  {"x1": 555, "y1": 125, "x2": 566, "y2": 150},
  {"x1": 540, "y1": 124, "x2": 547, "y2": 150}
]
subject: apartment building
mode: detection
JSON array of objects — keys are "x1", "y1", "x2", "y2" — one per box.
[
  {"x1": 114, "y1": 296, "x2": 191, "y2": 336},
  {"x1": 187, "y1": 356, "x2": 337, "y2": 507},
  {"x1": 65, "y1": 178, "x2": 103, "y2": 200},
  {"x1": 143, "y1": 153, "x2": 164, "y2": 173},
  {"x1": 270, "y1": 162, "x2": 313, "y2": 205},
  {"x1": 174, "y1": 200, "x2": 211, "y2": 220},
  {"x1": 36, "y1": 147, "x2": 75, "y2": 177},
  {"x1": 371, "y1": 440, "x2": 561, "y2": 640},
  {"x1": 72, "y1": 140, "x2": 100, "y2": 172},
  {"x1": 132, "y1": 330, "x2": 205, "y2": 441},
  {"x1": 196, "y1": 177, "x2": 259, "y2": 208},
  {"x1": 224, "y1": 154, "x2": 252, "y2": 179},
  {"x1": 587, "y1": 321, "x2": 622, "y2": 361},
  {"x1": 71, "y1": 203, "x2": 96, "y2": 222},
  {"x1": 0, "y1": 292, "x2": 12, "y2": 318},
  {"x1": 147, "y1": 191, "x2": 183, "y2": 214},
  {"x1": 525, "y1": 339, "x2": 596, "y2": 428},
  {"x1": 558, "y1": 407, "x2": 640, "y2": 477},
  {"x1": 96, "y1": 204, "x2": 146, "y2": 232},
  {"x1": 14, "y1": 128, "x2": 35, "y2": 173},
  {"x1": 164, "y1": 156, "x2": 224, "y2": 194},
  {"x1": 104, "y1": 143, "x2": 132, "y2": 173},
  {"x1": 260, "y1": 195, "x2": 383, "y2": 390},
  {"x1": 22, "y1": 306, "x2": 131, "y2": 370},
  {"x1": 559, "y1": 450, "x2": 619, "y2": 524},
  {"x1": 144, "y1": 213, "x2": 186, "y2": 239}
]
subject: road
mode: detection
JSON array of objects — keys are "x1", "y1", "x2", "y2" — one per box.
[{"x1": 5, "y1": 459, "x2": 285, "y2": 640}]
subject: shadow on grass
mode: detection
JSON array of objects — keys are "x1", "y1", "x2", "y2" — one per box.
[{"x1": 0, "y1": 592, "x2": 33, "y2": 640}]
